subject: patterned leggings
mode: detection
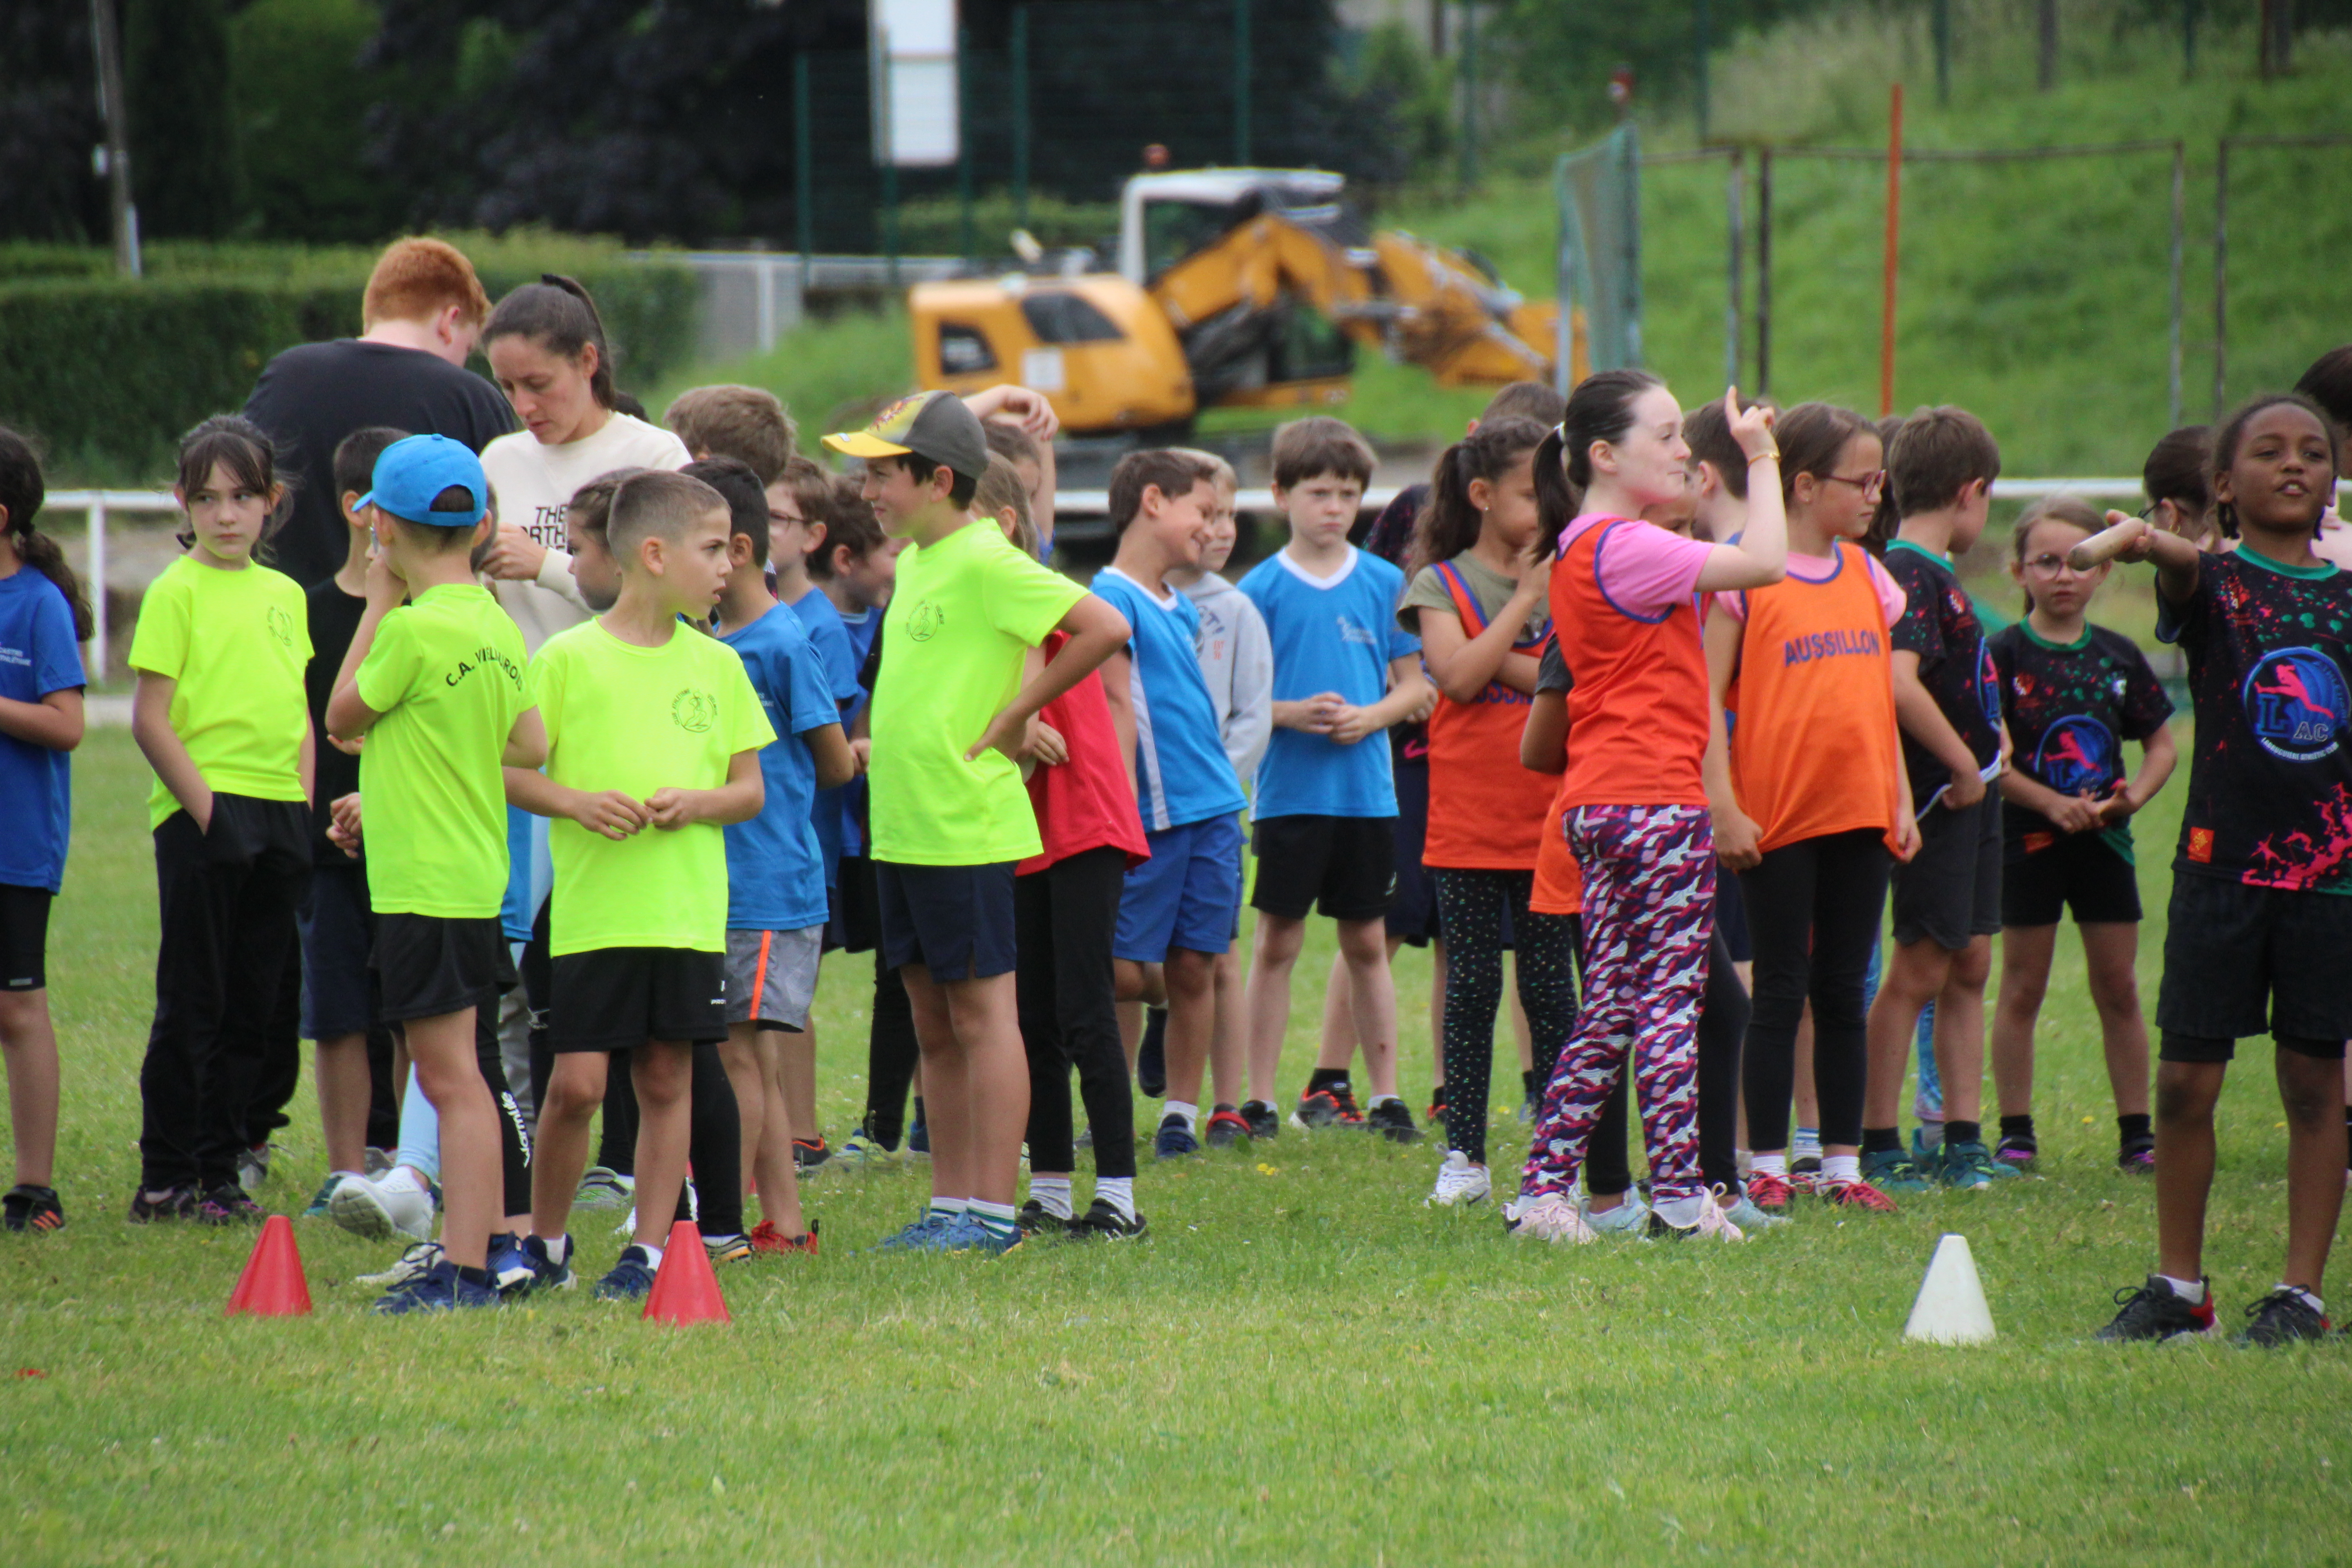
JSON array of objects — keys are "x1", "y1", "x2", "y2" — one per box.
[
  {"x1": 1432, "y1": 869, "x2": 1580, "y2": 1166},
  {"x1": 1519, "y1": 805, "x2": 1715, "y2": 1207}
]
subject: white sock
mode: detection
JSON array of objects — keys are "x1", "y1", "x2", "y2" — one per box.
[
  {"x1": 1029, "y1": 1175, "x2": 1074, "y2": 1220},
  {"x1": 1751, "y1": 1152, "x2": 1788, "y2": 1177},
  {"x1": 1821, "y1": 1154, "x2": 1861, "y2": 1184},
  {"x1": 928, "y1": 1196, "x2": 966, "y2": 1223},
  {"x1": 2277, "y1": 1283, "x2": 2323, "y2": 1314},
  {"x1": 968, "y1": 1197, "x2": 1017, "y2": 1237},
  {"x1": 635, "y1": 1242, "x2": 664, "y2": 1269},
  {"x1": 1096, "y1": 1176, "x2": 1136, "y2": 1221},
  {"x1": 1165, "y1": 1101, "x2": 1200, "y2": 1135},
  {"x1": 536, "y1": 1232, "x2": 571, "y2": 1266},
  {"x1": 2159, "y1": 1274, "x2": 2206, "y2": 1304}
]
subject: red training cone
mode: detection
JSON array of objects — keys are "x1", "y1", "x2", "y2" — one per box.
[
  {"x1": 225, "y1": 1215, "x2": 312, "y2": 1317},
  {"x1": 642, "y1": 1220, "x2": 730, "y2": 1326}
]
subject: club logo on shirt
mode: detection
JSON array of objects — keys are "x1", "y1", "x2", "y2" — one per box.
[
  {"x1": 905, "y1": 601, "x2": 943, "y2": 642},
  {"x1": 2034, "y1": 715, "x2": 2120, "y2": 795},
  {"x1": 2188, "y1": 826, "x2": 2215, "y2": 862},
  {"x1": 1334, "y1": 613, "x2": 1377, "y2": 648},
  {"x1": 671, "y1": 688, "x2": 718, "y2": 734},
  {"x1": 2242, "y1": 647, "x2": 2350, "y2": 761},
  {"x1": 265, "y1": 605, "x2": 295, "y2": 648},
  {"x1": 1975, "y1": 645, "x2": 2000, "y2": 727}
]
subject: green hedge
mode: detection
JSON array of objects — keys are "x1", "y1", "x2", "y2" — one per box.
[{"x1": 0, "y1": 235, "x2": 698, "y2": 485}]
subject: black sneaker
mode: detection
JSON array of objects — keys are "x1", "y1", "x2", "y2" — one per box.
[
  {"x1": 2236, "y1": 1287, "x2": 2331, "y2": 1348},
  {"x1": 1015, "y1": 1199, "x2": 1068, "y2": 1238},
  {"x1": 1066, "y1": 1198, "x2": 1147, "y2": 1240},
  {"x1": 1291, "y1": 1081, "x2": 1362, "y2": 1130},
  {"x1": 1203, "y1": 1107, "x2": 1251, "y2": 1147},
  {"x1": 2117, "y1": 1133, "x2": 2156, "y2": 1174},
  {"x1": 3, "y1": 1184, "x2": 64, "y2": 1233},
  {"x1": 1994, "y1": 1132, "x2": 2038, "y2": 1172},
  {"x1": 792, "y1": 1137, "x2": 831, "y2": 1173},
  {"x1": 1364, "y1": 1098, "x2": 1423, "y2": 1144},
  {"x1": 128, "y1": 1185, "x2": 196, "y2": 1223},
  {"x1": 196, "y1": 1184, "x2": 264, "y2": 1225},
  {"x1": 2096, "y1": 1274, "x2": 2217, "y2": 1342},
  {"x1": 1136, "y1": 1005, "x2": 1168, "y2": 1098},
  {"x1": 1239, "y1": 1100, "x2": 1280, "y2": 1141}
]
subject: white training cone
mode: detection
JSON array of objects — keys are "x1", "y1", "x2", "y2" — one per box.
[{"x1": 1902, "y1": 1233, "x2": 1996, "y2": 1346}]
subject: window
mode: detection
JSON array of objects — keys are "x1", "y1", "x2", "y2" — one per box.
[
  {"x1": 1019, "y1": 292, "x2": 1124, "y2": 345},
  {"x1": 938, "y1": 323, "x2": 996, "y2": 374}
]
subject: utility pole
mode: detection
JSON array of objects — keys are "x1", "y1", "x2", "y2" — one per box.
[{"x1": 90, "y1": 0, "x2": 140, "y2": 277}]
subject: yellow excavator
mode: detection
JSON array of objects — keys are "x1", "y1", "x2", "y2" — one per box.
[{"x1": 910, "y1": 169, "x2": 1581, "y2": 436}]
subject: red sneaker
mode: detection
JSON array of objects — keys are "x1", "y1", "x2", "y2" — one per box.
[
  {"x1": 749, "y1": 1219, "x2": 819, "y2": 1255},
  {"x1": 1746, "y1": 1171, "x2": 1794, "y2": 1212},
  {"x1": 1818, "y1": 1178, "x2": 1898, "y2": 1213}
]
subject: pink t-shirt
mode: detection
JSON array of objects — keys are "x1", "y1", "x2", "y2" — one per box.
[
  {"x1": 1560, "y1": 513, "x2": 1715, "y2": 620},
  {"x1": 1719, "y1": 546, "x2": 1906, "y2": 625}
]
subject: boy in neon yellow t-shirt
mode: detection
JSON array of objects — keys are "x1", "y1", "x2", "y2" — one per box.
[
  {"x1": 323, "y1": 435, "x2": 542, "y2": 1312},
  {"x1": 505, "y1": 469, "x2": 772, "y2": 1299},
  {"x1": 823, "y1": 391, "x2": 1129, "y2": 1255}
]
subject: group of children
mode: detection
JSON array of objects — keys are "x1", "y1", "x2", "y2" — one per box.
[{"x1": 0, "y1": 245, "x2": 2345, "y2": 1344}]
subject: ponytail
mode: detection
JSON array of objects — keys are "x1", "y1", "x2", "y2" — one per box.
[
  {"x1": 1533, "y1": 426, "x2": 1580, "y2": 549},
  {"x1": 484, "y1": 274, "x2": 620, "y2": 411},
  {"x1": 1406, "y1": 416, "x2": 1549, "y2": 579},
  {"x1": 0, "y1": 427, "x2": 94, "y2": 642}
]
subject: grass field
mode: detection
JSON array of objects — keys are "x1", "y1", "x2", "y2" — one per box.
[{"x1": 5, "y1": 725, "x2": 2351, "y2": 1565}]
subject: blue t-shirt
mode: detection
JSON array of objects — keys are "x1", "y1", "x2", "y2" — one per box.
[
  {"x1": 786, "y1": 588, "x2": 862, "y2": 888},
  {"x1": 0, "y1": 568, "x2": 85, "y2": 892},
  {"x1": 1091, "y1": 567, "x2": 1248, "y2": 831},
  {"x1": 718, "y1": 603, "x2": 839, "y2": 931},
  {"x1": 836, "y1": 603, "x2": 882, "y2": 858},
  {"x1": 1237, "y1": 546, "x2": 1420, "y2": 819}
]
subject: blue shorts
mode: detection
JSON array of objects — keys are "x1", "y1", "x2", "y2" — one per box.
[
  {"x1": 876, "y1": 860, "x2": 1019, "y2": 982},
  {"x1": 1115, "y1": 814, "x2": 1245, "y2": 962}
]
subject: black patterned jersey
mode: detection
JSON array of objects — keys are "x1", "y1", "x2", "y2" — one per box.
[
  {"x1": 1883, "y1": 541, "x2": 2003, "y2": 804},
  {"x1": 1989, "y1": 621, "x2": 2173, "y2": 863}
]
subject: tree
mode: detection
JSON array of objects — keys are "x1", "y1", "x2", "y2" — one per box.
[
  {"x1": 125, "y1": 0, "x2": 241, "y2": 239},
  {"x1": 0, "y1": 2, "x2": 107, "y2": 244}
]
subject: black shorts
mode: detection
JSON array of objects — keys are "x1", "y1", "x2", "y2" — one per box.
[
  {"x1": 1713, "y1": 865, "x2": 1753, "y2": 964},
  {"x1": 828, "y1": 853, "x2": 882, "y2": 954},
  {"x1": 2155, "y1": 873, "x2": 2352, "y2": 1052},
  {"x1": 370, "y1": 913, "x2": 514, "y2": 1025},
  {"x1": 875, "y1": 860, "x2": 1018, "y2": 981},
  {"x1": 1249, "y1": 814, "x2": 1398, "y2": 923},
  {"x1": 299, "y1": 860, "x2": 377, "y2": 1038},
  {"x1": 0, "y1": 883, "x2": 53, "y2": 991},
  {"x1": 1890, "y1": 792, "x2": 2001, "y2": 951},
  {"x1": 2002, "y1": 830, "x2": 2142, "y2": 927},
  {"x1": 1387, "y1": 752, "x2": 1441, "y2": 946},
  {"x1": 549, "y1": 946, "x2": 727, "y2": 1052}
]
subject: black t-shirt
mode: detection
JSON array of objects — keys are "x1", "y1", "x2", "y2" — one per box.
[
  {"x1": 304, "y1": 578, "x2": 368, "y2": 864},
  {"x1": 2156, "y1": 549, "x2": 2352, "y2": 892},
  {"x1": 1882, "y1": 541, "x2": 2002, "y2": 803},
  {"x1": 1989, "y1": 621, "x2": 2172, "y2": 862},
  {"x1": 244, "y1": 340, "x2": 515, "y2": 590}
]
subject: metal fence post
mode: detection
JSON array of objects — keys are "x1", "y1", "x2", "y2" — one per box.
[
  {"x1": 1695, "y1": 0, "x2": 1712, "y2": 147},
  {"x1": 88, "y1": 497, "x2": 108, "y2": 681},
  {"x1": 1756, "y1": 146, "x2": 1774, "y2": 397},
  {"x1": 957, "y1": 24, "x2": 975, "y2": 260},
  {"x1": 794, "y1": 50, "x2": 814, "y2": 291},
  {"x1": 1726, "y1": 148, "x2": 1744, "y2": 388},
  {"x1": 1932, "y1": 0, "x2": 1952, "y2": 104},
  {"x1": 1460, "y1": 0, "x2": 1478, "y2": 190}
]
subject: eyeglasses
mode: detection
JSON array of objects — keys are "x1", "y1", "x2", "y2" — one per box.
[
  {"x1": 1822, "y1": 470, "x2": 1887, "y2": 496},
  {"x1": 2021, "y1": 553, "x2": 2084, "y2": 576}
]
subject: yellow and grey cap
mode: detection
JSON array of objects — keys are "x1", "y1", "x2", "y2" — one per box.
[{"x1": 822, "y1": 389, "x2": 990, "y2": 482}]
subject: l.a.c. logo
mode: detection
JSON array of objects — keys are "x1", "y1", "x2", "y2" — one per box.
[
  {"x1": 905, "y1": 601, "x2": 944, "y2": 642},
  {"x1": 2242, "y1": 647, "x2": 2349, "y2": 761},
  {"x1": 671, "y1": 688, "x2": 717, "y2": 734},
  {"x1": 2034, "y1": 715, "x2": 2120, "y2": 794},
  {"x1": 265, "y1": 605, "x2": 295, "y2": 648}
]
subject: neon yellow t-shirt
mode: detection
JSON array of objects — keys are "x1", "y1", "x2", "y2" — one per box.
[
  {"x1": 868, "y1": 519, "x2": 1084, "y2": 865},
  {"x1": 353, "y1": 584, "x2": 530, "y2": 918},
  {"x1": 127, "y1": 554, "x2": 311, "y2": 829},
  {"x1": 530, "y1": 618, "x2": 774, "y2": 956}
]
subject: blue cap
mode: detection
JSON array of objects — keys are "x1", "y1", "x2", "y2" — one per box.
[{"x1": 357, "y1": 434, "x2": 489, "y2": 527}]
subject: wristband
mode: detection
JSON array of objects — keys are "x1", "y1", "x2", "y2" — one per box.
[{"x1": 1746, "y1": 446, "x2": 1780, "y2": 464}]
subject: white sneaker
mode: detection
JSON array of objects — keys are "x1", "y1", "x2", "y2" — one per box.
[
  {"x1": 1583, "y1": 1190, "x2": 1652, "y2": 1237},
  {"x1": 329, "y1": 1168, "x2": 434, "y2": 1242},
  {"x1": 1719, "y1": 1186, "x2": 1786, "y2": 1231},
  {"x1": 1651, "y1": 1188, "x2": 1749, "y2": 1242},
  {"x1": 1503, "y1": 1191, "x2": 1597, "y2": 1244},
  {"x1": 1426, "y1": 1150, "x2": 1492, "y2": 1207},
  {"x1": 355, "y1": 1240, "x2": 443, "y2": 1288}
]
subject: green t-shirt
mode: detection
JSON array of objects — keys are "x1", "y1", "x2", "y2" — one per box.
[
  {"x1": 868, "y1": 519, "x2": 1085, "y2": 866},
  {"x1": 127, "y1": 555, "x2": 312, "y2": 829},
  {"x1": 530, "y1": 618, "x2": 774, "y2": 956},
  {"x1": 353, "y1": 584, "x2": 531, "y2": 919},
  {"x1": 1400, "y1": 553, "x2": 1549, "y2": 639}
]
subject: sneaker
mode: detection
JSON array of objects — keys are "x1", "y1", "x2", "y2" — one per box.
[
  {"x1": 1719, "y1": 1187, "x2": 1787, "y2": 1232},
  {"x1": 1503, "y1": 1191, "x2": 1597, "y2": 1244},
  {"x1": 1426, "y1": 1091, "x2": 1449, "y2": 1125},
  {"x1": 1015, "y1": 1200, "x2": 1069, "y2": 1238},
  {"x1": 1746, "y1": 1171, "x2": 1794, "y2": 1213},
  {"x1": 236, "y1": 1143, "x2": 274, "y2": 1195},
  {"x1": 1936, "y1": 1139, "x2": 2001, "y2": 1190},
  {"x1": 1425, "y1": 1150, "x2": 1492, "y2": 1207},
  {"x1": 1518, "y1": 1093, "x2": 1538, "y2": 1124},
  {"x1": 1817, "y1": 1177, "x2": 1899, "y2": 1213},
  {"x1": 703, "y1": 1231, "x2": 755, "y2": 1265},
  {"x1": 875, "y1": 1211, "x2": 952, "y2": 1251},
  {"x1": 1583, "y1": 1192, "x2": 1651, "y2": 1236},
  {"x1": 2, "y1": 1183, "x2": 65, "y2": 1233},
  {"x1": 1291, "y1": 1082, "x2": 1363, "y2": 1131},
  {"x1": 793, "y1": 1137, "x2": 831, "y2": 1173},
  {"x1": 2235, "y1": 1287, "x2": 2330, "y2": 1348},
  {"x1": 1073, "y1": 1127, "x2": 1094, "y2": 1150},
  {"x1": 362, "y1": 1147, "x2": 395, "y2": 1178},
  {"x1": 1646, "y1": 1194, "x2": 1747, "y2": 1241},
  {"x1": 1365, "y1": 1098, "x2": 1423, "y2": 1144},
  {"x1": 933, "y1": 1215, "x2": 1006, "y2": 1254},
  {"x1": 1789, "y1": 1153, "x2": 1823, "y2": 1191},
  {"x1": 749, "y1": 1219, "x2": 819, "y2": 1255},
  {"x1": 1067, "y1": 1198, "x2": 1148, "y2": 1240},
  {"x1": 2117, "y1": 1135, "x2": 2156, "y2": 1174},
  {"x1": 487, "y1": 1233, "x2": 537, "y2": 1298},
  {"x1": 1859, "y1": 1147, "x2": 1931, "y2": 1193},
  {"x1": 906, "y1": 1118, "x2": 931, "y2": 1159},
  {"x1": 1238, "y1": 1100, "x2": 1280, "y2": 1141},
  {"x1": 372, "y1": 1259, "x2": 500, "y2": 1315},
  {"x1": 300, "y1": 1173, "x2": 348, "y2": 1218},
  {"x1": 829, "y1": 1132, "x2": 895, "y2": 1172},
  {"x1": 1136, "y1": 1005, "x2": 1168, "y2": 1098},
  {"x1": 1995, "y1": 1132, "x2": 2038, "y2": 1172},
  {"x1": 1909, "y1": 1126, "x2": 1942, "y2": 1170},
  {"x1": 196, "y1": 1184, "x2": 263, "y2": 1225},
  {"x1": 330, "y1": 1169, "x2": 435, "y2": 1242},
  {"x1": 594, "y1": 1244, "x2": 661, "y2": 1300},
  {"x1": 520, "y1": 1233, "x2": 576, "y2": 1293},
  {"x1": 357, "y1": 1241, "x2": 444, "y2": 1289},
  {"x1": 1204, "y1": 1108, "x2": 1251, "y2": 1148},
  {"x1": 573, "y1": 1166, "x2": 634, "y2": 1210},
  {"x1": 1153, "y1": 1114, "x2": 1201, "y2": 1160},
  {"x1": 2097, "y1": 1275, "x2": 2217, "y2": 1342}
]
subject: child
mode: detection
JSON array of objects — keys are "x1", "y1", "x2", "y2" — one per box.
[
  {"x1": 0, "y1": 429, "x2": 88, "y2": 1235},
  {"x1": 506, "y1": 469, "x2": 774, "y2": 1298},
  {"x1": 667, "y1": 384, "x2": 797, "y2": 485},
  {"x1": 1505, "y1": 375, "x2": 1783, "y2": 1245},
  {"x1": 824, "y1": 391, "x2": 1128, "y2": 1255},
  {"x1": 1091, "y1": 450, "x2": 1250, "y2": 1162},
  {"x1": 1399, "y1": 416, "x2": 1581, "y2": 1207},
  {"x1": 1237, "y1": 417, "x2": 1432, "y2": 1142},
  {"x1": 2142, "y1": 427, "x2": 2218, "y2": 550},
  {"x1": 1166, "y1": 449, "x2": 1272, "y2": 1142},
  {"x1": 1988, "y1": 496, "x2": 2176, "y2": 1174},
  {"x1": 2292, "y1": 347, "x2": 2352, "y2": 568},
  {"x1": 2098, "y1": 392, "x2": 2349, "y2": 1347},
  {"x1": 701, "y1": 456, "x2": 853, "y2": 1256},
  {"x1": 1861, "y1": 406, "x2": 2009, "y2": 1192},
  {"x1": 128, "y1": 416, "x2": 315, "y2": 1225},
  {"x1": 323, "y1": 435, "x2": 540, "y2": 1311},
  {"x1": 296, "y1": 425, "x2": 408, "y2": 1221},
  {"x1": 1703, "y1": 403, "x2": 1918, "y2": 1215}
]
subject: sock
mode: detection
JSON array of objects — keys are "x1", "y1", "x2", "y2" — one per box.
[
  {"x1": 968, "y1": 1197, "x2": 1017, "y2": 1240},
  {"x1": 1792, "y1": 1127, "x2": 1822, "y2": 1161},
  {"x1": 1164, "y1": 1100, "x2": 1200, "y2": 1135},
  {"x1": 1368, "y1": 1093, "x2": 1402, "y2": 1110},
  {"x1": 2277, "y1": 1284, "x2": 2324, "y2": 1315},
  {"x1": 1945, "y1": 1119, "x2": 1981, "y2": 1148},
  {"x1": 1751, "y1": 1152, "x2": 1788, "y2": 1178},
  {"x1": 1521, "y1": 1069, "x2": 1539, "y2": 1097},
  {"x1": 1861, "y1": 1127, "x2": 1901, "y2": 1156},
  {"x1": 634, "y1": 1242, "x2": 664, "y2": 1270},
  {"x1": 2159, "y1": 1274, "x2": 2206, "y2": 1304},
  {"x1": 911, "y1": 1096, "x2": 926, "y2": 1127},
  {"x1": 927, "y1": 1196, "x2": 965, "y2": 1224},
  {"x1": 536, "y1": 1232, "x2": 571, "y2": 1267},
  {"x1": 1029, "y1": 1175, "x2": 1074, "y2": 1220},
  {"x1": 1096, "y1": 1176, "x2": 1136, "y2": 1222},
  {"x1": 1999, "y1": 1113, "x2": 2036, "y2": 1142},
  {"x1": 1821, "y1": 1154, "x2": 1861, "y2": 1184},
  {"x1": 1307, "y1": 1067, "x2": 1350, "y2": 1093}
]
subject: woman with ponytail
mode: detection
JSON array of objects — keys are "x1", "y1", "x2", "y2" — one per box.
[
  {"x1": 0, "y1": 429, "x2": 87, "y2": 1234},
  {"x1": 1505, "y1": 374, "x2": 1785, "y2": 1245}
]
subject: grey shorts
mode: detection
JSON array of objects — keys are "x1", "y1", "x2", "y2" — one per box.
[{"x1": 725, "y1": 926, "x2": 822, "y2": 1031}]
